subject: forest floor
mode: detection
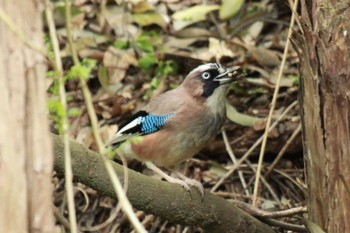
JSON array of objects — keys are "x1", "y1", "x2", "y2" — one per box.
[{"x1": 49, "y1": 0, "x2": 306, "y2": 232}]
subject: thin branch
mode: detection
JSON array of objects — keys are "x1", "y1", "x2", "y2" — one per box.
[
  {"x1": 252, "y1": 0, "x2": 299, "y2": 206},
  {"x1": 245, "y1": 161, "x2": 282, "y2": 207},
  {"x1": 52, "y1": 134, "x2": 276, "y2": 233},
  {"x1": 80, "y1": 156, "x2": 129, "y2": 232},
  {"x1": 44, "y1": 2, "x2": 78, "y2": 233},
  {"x1": 231, "y1": 201, "x2": 307, "y2": 232},
  {"x1": 221, "y1": 129, "x2": 249, "y2": 196},
  {"x1": 64, "y1": 0, "x2": 79, "y2": 65},
  {"x1": 53, "y1": 205, "x2": 71, "y2": 231},
  {"x1": 265, "y1": 123, "x2": 302, "y2": 179},
  {"x1": 231, "y1": 200, "x2": 307, "y2": 218},
  {"x1": 211, "y1": 101, "x2": 298, "y2": 192},
  {"x1": 262, "y1": 218, "x2": 307, "y2": 232}
]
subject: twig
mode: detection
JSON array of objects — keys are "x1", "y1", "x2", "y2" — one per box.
[
  {"x1": 272, "y1": 169, "x2": 306, "y2": 196},
  {"x1": 221, "y1": 129, "x2": 249, "y2": 196},
  {"x1": 75, "y1": 186, "x2": 90, "y2": 212},
  {"x1": 80, "y1": 155, "x2": 129, "y2": 232},
  {"x1": 80, "y1": 207, "x2": 120, "y2": 231},
  {"x1": 252, "y1": 0, "x2": 299, "y2": 206},
  {"x1": 64, "y1": 1, "x2": 146, "y2": 232},
  {"x1": 231, "y1": 200, "x2": 307, "y2": 218},
  {"x1": 211, "y1": 101, "x2": 298, "y2": 192},
  {"x1": 245, "y1": 161, "x2": 282, "y2": 207},
  {"x1": 262, "y1": 218, "x2": 307, "y2": 232},
  {"x1": 44, "y1": 2, "x2": 78, "y2": 233},
  {"x1": 265, "y1": 123, "x2": 302, "y2": 179},
  {"x1": 232, "y1": 200, "x2": 307, "y2": 232},
  {"x1": 64, "y1": 0, "x2": 79, "y2": 65},
  {"x1": 53, "y1": 204, "x2": 71, "y2": 231}
]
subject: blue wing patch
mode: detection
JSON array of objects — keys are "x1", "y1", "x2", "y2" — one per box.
[
  {"x1": 118, "y1": 111, "x2": 175, "y2": 136},
  {"x1": 141, "y1": 113, "x2": 174, "y2": 134},
  {"x1": 107, "y1": 111, "x2": 175, "y2": 147}
]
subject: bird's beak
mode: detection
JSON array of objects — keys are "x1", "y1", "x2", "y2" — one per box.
[{"x1": 213, "y1": 66, "x2": 244, "y2": 85}]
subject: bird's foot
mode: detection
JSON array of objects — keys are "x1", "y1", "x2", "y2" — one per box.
[
  {"x1": 145, "y1": 162, "x2": 204, "y2": 198},
  {"x1": 175, "y1": 172, "x2": 204, "y2": 199},
  {"x1": 163, "y1": 175, "x2": 191, "y2": 192}
]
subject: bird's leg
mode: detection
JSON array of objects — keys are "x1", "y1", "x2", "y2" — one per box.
[
  {"x1": 173, "y1": 171, "x2": 204, "y2": 199},
  {"x1": 145, "y1": 162, "x2": 190, "y2": 192}
]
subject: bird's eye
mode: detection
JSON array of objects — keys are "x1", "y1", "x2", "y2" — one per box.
[{"x1": 201, "y1": 72, "x2": 211, "y2": 79}]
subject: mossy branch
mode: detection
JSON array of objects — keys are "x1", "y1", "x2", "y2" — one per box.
[{"x1": 52, "y1": 134, "x2": 275, "y2": 233}]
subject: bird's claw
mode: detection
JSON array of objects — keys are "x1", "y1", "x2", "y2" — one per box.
[
  {"x1": 167, "y1": 177, "x2": 191, "y2": 192},
  {"x1": 183, "y1": 178, "x2": 204, "y2": 200},
  {"x1": 175, "y1": 172, "x2": 204, "y2": 200},
  {"x1": 166, "y1": 176, "x2": 204, "y2": 199}
]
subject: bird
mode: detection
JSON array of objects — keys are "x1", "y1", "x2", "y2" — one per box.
[{"x1": 107, "y1": 63, "x2": 243, "y2": 197}]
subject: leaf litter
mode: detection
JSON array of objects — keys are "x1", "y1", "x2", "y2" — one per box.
[{"x1": 49, "y1": 0, "x2": 305, "y2": 232}]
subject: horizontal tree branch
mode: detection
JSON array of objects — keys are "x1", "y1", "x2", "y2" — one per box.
[{"x1": 52, "y1": 134, "x2": 275, "y2": 233}]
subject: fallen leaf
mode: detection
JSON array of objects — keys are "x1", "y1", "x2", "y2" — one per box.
[
  {"x1": 226, "y1": 102, "x2": 264, "y2": 127},
  {"x1": 102, "y1": 6, "x2": 133, "y2": 35},
  {"x1": 304, "y1": 219, "x2": 326, "y2": 233},
  {"x1": 131, "y1": 1, "x2": 155, "y2": 13},
  {"x1": 208, "y1": 37, "x2": 234, "y2": 61},
  {"x1": 249, "y1": 46, "x2": 280, "y2": 67},
  {"x1": 174, "y1": 27, "x2": 212, "y2": 38},
  {"x1": 261, "y1": 200, "x2": 277, "y2": 210},
  {"x1": 172, "y1": 5, "x2": 219, "y2": 30},
  {"x1": 103, "y1": 47, "x2": 138, "y2": 88},
  {"x1": 133, "y1": 12, "x2": 168, "y2": 29},
  {"x1": 219, "y1": 0, "x2": 244, "y2": 20}
]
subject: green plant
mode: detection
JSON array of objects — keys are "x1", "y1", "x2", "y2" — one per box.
[{"x1": 47, "y1": 58, "x2": 96, "y2": 132}]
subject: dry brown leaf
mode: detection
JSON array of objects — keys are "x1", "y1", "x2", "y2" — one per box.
[
  {"x1": 103, "y1": 47, "x2": 138, "y2": 85},
  {"x1": 208, "y1": 37, "x2": 235, "y2": 61},
  {"x1": 174, "y1": 27, "x2": 212, "y2": 38},
  {"x1": 249, "y1": 46, "x2": 280, "y2": 67}
]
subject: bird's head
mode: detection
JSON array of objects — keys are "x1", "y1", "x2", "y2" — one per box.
[{"x1": 181, "y1": 63, "x2": 243, "y2": 100}]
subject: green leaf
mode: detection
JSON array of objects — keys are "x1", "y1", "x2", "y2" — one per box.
[
  {"x1": 226, "y1": 102, "x2": 263, "y2": 127},
  {"x1": 150, "y1": 77, "x2": 161, "y2": 88},
  {"x1": 304, "y1": 219, "x2": 326, "y2": 233},
  {"x1": 98, "y1": 65, "x2": 109, "y2": 91},
  {"x1": 66, "y1": 58, "x2": 96, "y2": 80},
  {"x1": 68, "y1": 108, "x2": 81, "y2": 117},
  {"x1": 136, "y1": 37, "x2": 154, "y2": 53},
  {"x1": 219, "y1": 0, "x2": 244, "y2": 20},
  {"x1": 139, "y1": 54, "x2": 158, "y2": 70},
  {"x1": 113, "y1": 40, "x2": 129, "y2": 49},
  {"x1": 47, "y1": 97, "x2": 65, "y2": 133},
  {"x1": 155, "y1": 60, "x2": 178, "y2": 76},
  {"x1": 133, "y1": 12, "x2": 167, "y2": 29},
  {"x1": 172, "y1": 5, "x2": 219, "y2": 22},
  {"x1": 288, "y1": 74, "x2": 300, "y2": 86}
]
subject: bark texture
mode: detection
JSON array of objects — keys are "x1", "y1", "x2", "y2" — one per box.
[
  {"x1": 0, "y1": 0, "x2": 55, "y2": 232},
  {"x1": 53, "y1": 134, "x2": 275, "y2": 233},
  {"x1": 292, "y1": 0, "x2": 350, "y2": 232}
]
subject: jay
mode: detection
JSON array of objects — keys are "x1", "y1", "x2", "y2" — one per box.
[{"x1": 107, "y1": 63, "x2": 242, "y2": 197}]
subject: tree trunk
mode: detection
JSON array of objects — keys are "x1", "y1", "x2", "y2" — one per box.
[
  {"x1": 0, "y1": 1, "x2": 55, "y2": 232},
  {"x1": 292, "y1": 0, "x2": 350, "y2": 232}
]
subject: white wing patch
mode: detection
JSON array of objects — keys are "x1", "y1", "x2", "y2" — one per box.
[
  {"x1": 106, "y1": 118, "x2": 142, "y2": 146},
  {"x1": 118, "y1": 117, "x2": 142, "y2": 135}
]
